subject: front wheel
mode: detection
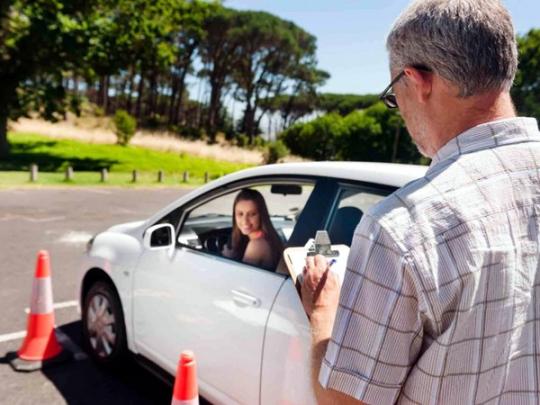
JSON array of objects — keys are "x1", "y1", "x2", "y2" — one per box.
[{"x1": 82, "y1": 281, "x2": 127, "y2": 366}]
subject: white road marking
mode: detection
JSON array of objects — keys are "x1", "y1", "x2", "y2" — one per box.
[
  {"x1": 57, "y1": 231, "x2": 93, "y2": 244},
  {"x1": 24, "y1": 299, "x2": 79, "y2": 314},
  {"x1": 0, "y1": 214, "x2": 65, "y2": 223},
  {"x1": 80, "y1": 188, "x2": 111, "y2": 194},
  {"x1": 0, "y1": 330, "x2": 27, "y2": 343}
]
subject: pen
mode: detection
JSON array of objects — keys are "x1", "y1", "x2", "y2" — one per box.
[{"x1": 328, "y1": 258, "x2": 337, "y2": 268}]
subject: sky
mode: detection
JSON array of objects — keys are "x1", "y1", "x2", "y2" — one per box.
[{"x1": 225, "y1": 0, "x2": 540, "y2": 95}]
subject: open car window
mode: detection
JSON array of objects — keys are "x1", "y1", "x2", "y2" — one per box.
[
  {"x1": 326, "y1": 186, "x2": 389, "y2": 246},
  {"x1": 177, "y1": 181, "x2": 314, "y2": 271}
]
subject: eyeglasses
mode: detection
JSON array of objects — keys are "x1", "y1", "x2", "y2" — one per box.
[
  {"x1": 379, "y1": 70, "x2": 405, "y2": 109},
  {"x1": 379, "y1": 66, "x2": 431, "y2": 109}
]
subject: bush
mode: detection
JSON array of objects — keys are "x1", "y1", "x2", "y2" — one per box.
[
  {"x1": 252, "y1": 136, "x2": 267, "y2": 149},
  {"x1": 113, "y1": 109, "x2": 137, "y2": 146},
  {"x1": 264, "y1": 140, "x2": 289, "y2": 164},
  {"x1": 281, "y1": 113, "x2": 344, "y2": 160},
  {"x1": 235, "y1": 133, "x2": 249, "y2": 147}
]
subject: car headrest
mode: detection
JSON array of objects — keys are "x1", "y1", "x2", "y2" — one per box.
[{"x1": 329, "y1": 206, "x2": 363, "y2": 246}]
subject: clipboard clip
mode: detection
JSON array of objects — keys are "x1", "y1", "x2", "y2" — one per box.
[{"x1": 307, "y1": 230, "x2": 339, "y2": 257}]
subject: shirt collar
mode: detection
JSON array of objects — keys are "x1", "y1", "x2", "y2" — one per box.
[{"x1": 429, "y1": 117, "x2": 540, "y2": 169}]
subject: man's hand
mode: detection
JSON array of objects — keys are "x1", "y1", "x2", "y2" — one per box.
[
  {"x1": 301, "y1": 254, "x2": 340, "y2": 320},
  {"x1": 302, "y1": 256, "x2": 365, "y2": 404}
]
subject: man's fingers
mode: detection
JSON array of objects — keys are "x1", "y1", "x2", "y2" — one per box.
[{"x1": 314, "y1": 254, "x2": 329, "y2": 270}]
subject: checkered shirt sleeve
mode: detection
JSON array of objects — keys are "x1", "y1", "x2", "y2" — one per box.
[{"x1": 319, "y1": 214, "x2": 424, "y2": 404}]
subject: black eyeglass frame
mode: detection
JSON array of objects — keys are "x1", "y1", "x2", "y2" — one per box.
[
  {"x1": 379, "y1": 71, "x2": 405, "y2": 109},
  {"x1": 379, "y1": 66, "x2": 432, "y2": 109}
]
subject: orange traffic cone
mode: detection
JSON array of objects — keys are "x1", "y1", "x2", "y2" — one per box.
[
  {"x1": 171, "y1": 351, "x2": 199, "y2": 405},
  {"x1": 8, "y1": 250, "x2": 69, "y2": 372}
]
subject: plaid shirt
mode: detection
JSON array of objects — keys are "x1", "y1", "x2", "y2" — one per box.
[{"x1": 320, "y1": 117, "x2": 540, "y2": 404}]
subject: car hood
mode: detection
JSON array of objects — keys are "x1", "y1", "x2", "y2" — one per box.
[{"x1": 107, "y1": 220, "x2": 146, "y2": 235}]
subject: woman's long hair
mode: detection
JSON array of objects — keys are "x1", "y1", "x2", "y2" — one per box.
[{"x1": 229, "y1": 189, "x2": 283, "y2": 268}]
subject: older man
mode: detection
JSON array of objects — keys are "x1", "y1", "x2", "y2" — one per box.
[{"x1": 302, "y1": 0, "x2": 540, "y2": 404}]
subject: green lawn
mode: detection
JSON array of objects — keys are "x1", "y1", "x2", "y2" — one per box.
[{"x1": 0, "y1": 132, "x2": 252, "y2": 187}]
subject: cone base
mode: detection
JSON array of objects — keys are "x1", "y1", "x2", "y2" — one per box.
[
  {"x1": 7, "y1": 349, "x2": 72, "y2": 373},
  {"x1": 18, "y1": 333, "x2": 63, "y2": 361}
]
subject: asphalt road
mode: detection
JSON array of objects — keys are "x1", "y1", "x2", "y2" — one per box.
[{"x1": 0, "y1": 187, "x2": 193, "y2": 404}]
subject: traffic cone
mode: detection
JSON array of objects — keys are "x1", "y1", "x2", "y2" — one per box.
[
  {"x1": 171, "y1": 351, "x2": 199, "y2": 405},
  {"x1": 8, "y1": 250, "x2": 69, "y2": 372}
]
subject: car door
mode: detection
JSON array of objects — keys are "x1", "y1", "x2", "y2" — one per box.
[
  {"x1": 260, "y1": 179, "x2": 395, "y2": 404},
  {"x1": 132, "y1": 179, "x2": 314, "y2": 404}
]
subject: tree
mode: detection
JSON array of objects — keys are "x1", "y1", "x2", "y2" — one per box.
[
  {"x1": 167, "y1": 0, "x2": 213, "y2": 126},
  {"x1": 113, "y1": 109, "x2": 137, "y2": 145},
  {"x1": 199, "y1": 7, "x2": 242, "y2": 142},
  {"x1": 260, "y1": 92, "x2": 318, "y2": 130},
  {"x1": 280, "y1": 113, "x2": 345, "y2": 160},
  {"x1": 231, "y1": 11, "x2": 327, "y2": 142},
  {"x1": 512, "y1": 29, "x2": 540, "y2": 122},
  {"x1": 280, "y1": 101, "x2": 424, "y2": 163},
  {"x1": 0, "y1": 0, "x2": 97, "y2": 157},
  {"x1": 317, "y1": 93, "x2": 379, "y2": 116}
]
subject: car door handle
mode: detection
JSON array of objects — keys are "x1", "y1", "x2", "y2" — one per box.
[{"x1": 231, "y1": 290, "x2": 261, "y2": 307}]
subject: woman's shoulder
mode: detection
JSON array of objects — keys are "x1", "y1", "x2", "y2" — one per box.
[{"x1": 246, "y1": 236, "x2": 271, "y2": 249}]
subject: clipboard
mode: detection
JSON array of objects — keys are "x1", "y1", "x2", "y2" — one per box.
[{"x1": 283, "y1": 236, "x2": 350, "y2": 286}]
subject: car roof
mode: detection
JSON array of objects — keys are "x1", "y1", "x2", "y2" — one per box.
[
  {"x1": 213, "y1": 161, "x2": 428, "y2": 189},
  {"x1": 145, "y1": 162, "x2": 428, "y2": 226}
]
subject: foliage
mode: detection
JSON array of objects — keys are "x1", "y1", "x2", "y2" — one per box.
[
  {"x1": 317, "y1": 93, "x2": 380, "y2": 116},
  {"x1": 235, "y1": 133, "x2": 249, "y2": 147},
  {"x1": 280, "y1": 102, "x2": 424, "y2": 164},
  {"x1": 260, "y1": 92, "x2": 319, "y2": 130},
  {"x1": 113, "y1": 109, "x2": 137, "y2": 145},
  {"x1": 0, "y1": 0, "x2": 98, "y2": 157},
  {"x1": 264, "y1": 140, "x2": 289, "y2": 164},
  {"x1": 512, "y1": 29, "x2": 540, "y2": 122},
  {"x1": 280, "y1": 113, "x2": 345, "y2": 160},
  {"x1": 230, "y1": 10, "x2": 328, "y2": 142}
]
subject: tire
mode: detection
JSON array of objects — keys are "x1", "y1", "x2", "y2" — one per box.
[{"x1": 82, "y1": 281, "x2": 127, "y2": 366}]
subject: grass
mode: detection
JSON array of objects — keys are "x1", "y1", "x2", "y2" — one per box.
[{"x1": 0, "y1": 132, "x2": 252, "y2": 187}]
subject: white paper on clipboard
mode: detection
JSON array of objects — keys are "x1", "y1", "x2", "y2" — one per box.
[{"x1": 283, "y1": 238, "x2": 350, "y2": 286}]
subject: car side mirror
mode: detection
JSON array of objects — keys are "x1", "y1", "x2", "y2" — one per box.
[{"x1": 143, "y1": 224, "x2": 175, "y2": 250}]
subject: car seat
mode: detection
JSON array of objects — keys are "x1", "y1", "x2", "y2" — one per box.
[{"x1": 328, "y1": 206, "x2": 363, "y2": 246}]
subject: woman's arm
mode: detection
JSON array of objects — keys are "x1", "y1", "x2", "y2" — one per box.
[{"x1": 243, "y1": 238, "x2": 272, "y2": 267}]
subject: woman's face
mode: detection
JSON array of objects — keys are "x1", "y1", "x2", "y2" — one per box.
[{"x1": 235, "y1": 199, "x2": 261, "y2": 237}]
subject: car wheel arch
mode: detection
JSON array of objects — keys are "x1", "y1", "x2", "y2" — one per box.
[{"x1": 81, "y1": 268, "x2": 119, "y2": 306}]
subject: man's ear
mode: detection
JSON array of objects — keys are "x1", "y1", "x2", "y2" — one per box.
[{"x1": 403, "y1": 67, "x2": 432, "y2": 104}]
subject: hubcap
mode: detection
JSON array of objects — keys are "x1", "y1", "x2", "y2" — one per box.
[{"x1": 86, "y1": 293, "x2": 117, "y2": 358}]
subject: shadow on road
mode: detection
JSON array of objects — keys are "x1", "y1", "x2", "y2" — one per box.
[
  {"x1": 49, "y1": 321, "x2": 174, "y2": 404},
  {"x1": 0, "y1": 321, "x2": 173, "y2": 405}
]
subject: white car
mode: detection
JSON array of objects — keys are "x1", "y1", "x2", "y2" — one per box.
[{"x1": 79, "y1": 161, "x2": 427, "y2": 404}]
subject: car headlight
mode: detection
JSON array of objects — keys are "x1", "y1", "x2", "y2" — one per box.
[{"x1": 86, "y1": 235, "x2": 96, "y2": 254}]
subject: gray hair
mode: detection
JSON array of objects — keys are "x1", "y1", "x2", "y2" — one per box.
[{"x1": 386, "y1": 0, "x2": 518, "y2": 97}]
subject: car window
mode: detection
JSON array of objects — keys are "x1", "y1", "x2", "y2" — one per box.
[
  {"x1": 177, "y1": 181, "x2": 314, "y2": 270},
  {"x1": 326, "y1": 186, "x2": 389, "y2": 246}
]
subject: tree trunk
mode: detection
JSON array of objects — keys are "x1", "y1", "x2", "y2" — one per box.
[
  {"x1": 97, "y1": 77, "x2": 104, "y2": 107},
  {"x1": 73, "y1": 75, "x2": 79, "y2": 96},
  {"x1": 168, "y1": 75, "x2": 179, "y2": 125},
  {"x1": 126, "y1": 67, "x2": 135, "y2": 114},
  {"x1": 104, "y1": 75, "x2": 110, "y2": 114},
  {"x1": 207, "y1": 78, "x2": 222, "y2": 143},
  {"x1": 135, "y1": 70, "x2": 145, "y2": 119},
  {"x1": 173, "y1": 69, "x2": 189, "y2": 125},
  {"x1": 242, "y1": 104, "x2": 256, "y2": 143},
  {"x1": 0, "y1": 112, "x2": 9, "y2": 158}
]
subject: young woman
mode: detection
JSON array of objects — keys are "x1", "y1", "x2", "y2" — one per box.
[{"x1": 223, "y1": 189, "x2": 283, "y2": 269}]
